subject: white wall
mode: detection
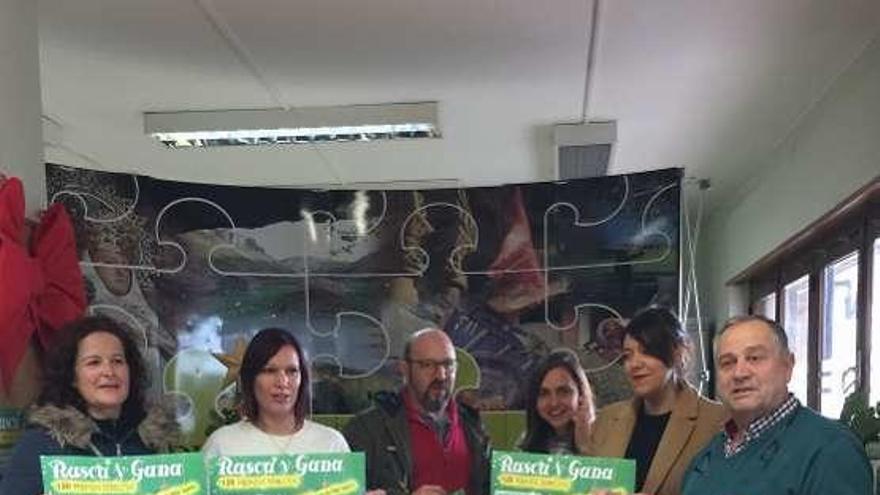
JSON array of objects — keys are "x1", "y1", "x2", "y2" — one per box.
[
  {"x1": 42, "y1": 85, "x2": 563, "y2": 190},
  {"x1": 0, "y1": 0, "x2": 43, "y2": 215},
  {"x1": 700, "y1": 34, "x2": 880, "y2": 324}
]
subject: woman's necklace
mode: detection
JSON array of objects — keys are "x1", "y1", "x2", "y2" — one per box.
[
  {"x1": 264, "y1": 429, "x2": 296, "y2": 454},
  {"x1": 256, "y1": 418, "x2": 301, "y2": 454}
]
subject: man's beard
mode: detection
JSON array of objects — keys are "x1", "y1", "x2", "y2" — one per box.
[{"x1": 421, "y1": 380, "x2": 451, "y2": 412}]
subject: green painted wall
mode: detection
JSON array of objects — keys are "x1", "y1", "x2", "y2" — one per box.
[{"x1": 701, "y1": 35, "x2": 880, "y2": 324}]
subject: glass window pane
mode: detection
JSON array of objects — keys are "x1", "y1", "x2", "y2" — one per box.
[
  {"x1": 871, "y1": 238, "x2": 880, "y2": 405},
  {"x1": 783, "y1": 275, "x2": 809, "y2": 404},
  {"x1": 821, "y1": 251, "x2": 859, "y2": 418},
  {"x1": 754, "y1": 293, "x2": 776, "y2": 320}
]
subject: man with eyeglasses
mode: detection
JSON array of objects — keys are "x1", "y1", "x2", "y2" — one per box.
[{"x1": 344, "y1": 328, "x2": 491, "y2": 495}]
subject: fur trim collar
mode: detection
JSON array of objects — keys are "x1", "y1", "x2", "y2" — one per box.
[
  {"x1": 138, "y1": 397, "x2": 182, "y2": 452},
  {"x1": 28, "y1": 404, "x2": 96, "y2": 449},
  {"x1": 28, "y1": 398, "x2": 182, "y2": 452}
]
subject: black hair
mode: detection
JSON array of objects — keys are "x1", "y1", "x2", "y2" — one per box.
[
  {"x1": 624, "y1": 306, "x2": 690, "y2": 378},
  {"x1": 238, "y1": 328, "x2": 311, "y2": 428}
]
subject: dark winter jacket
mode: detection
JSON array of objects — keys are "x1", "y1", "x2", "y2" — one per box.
[
  {"x1": 0, "y1": 401, "x2": 180, "y2": 495},
  {"x1": 343, "y1": 391, "x2": 491, "y2": 495}
]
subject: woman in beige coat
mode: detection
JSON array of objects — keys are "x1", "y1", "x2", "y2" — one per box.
[{"x1": 588, "y1": 307, "x2": 726, "y2": 495}]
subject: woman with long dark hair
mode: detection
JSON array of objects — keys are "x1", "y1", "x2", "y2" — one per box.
[
  {"x1": 0, "y1": 316, "x2": 179, "y2": 494},
  {"x1": 588, "y1": 306, "x2": 726, "y2": 495},
  {"x1": 520, "y1": 348, "x2": 595, "y2": 454},
  {"x1": 202, "y1": 327, "x2": 348, "y2": 455}
]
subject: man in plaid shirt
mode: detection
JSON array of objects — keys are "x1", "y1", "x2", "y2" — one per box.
[{"x1": 681, "y1": 315, "x2": 871, "y2": 495}]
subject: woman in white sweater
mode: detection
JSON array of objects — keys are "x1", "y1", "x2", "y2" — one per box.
[{"x1": 202, "y1": 327, "x2": 348, "y2": 456}]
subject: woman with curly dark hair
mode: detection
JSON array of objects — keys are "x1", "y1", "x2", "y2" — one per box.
[{"x1": 0, "y1": 316, "x2": 179, "y2": 494}]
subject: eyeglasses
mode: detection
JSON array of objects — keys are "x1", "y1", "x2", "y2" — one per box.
[{"x1": 407, "y1": 359, "x2": 457, "y2": 372}]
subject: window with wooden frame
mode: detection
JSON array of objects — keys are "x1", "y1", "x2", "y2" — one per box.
[{"x1": 730, "y1": 177, "x2": 879, "y2": 417}]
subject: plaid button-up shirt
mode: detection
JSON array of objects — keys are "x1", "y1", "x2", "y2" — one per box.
[{"x1": 723, "y1": 394, "x2": 799, "y2": 458}]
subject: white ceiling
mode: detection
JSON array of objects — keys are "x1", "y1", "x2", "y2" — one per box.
[{"x1": 38, "y1": 0, "x2": 880, "y2": 202}]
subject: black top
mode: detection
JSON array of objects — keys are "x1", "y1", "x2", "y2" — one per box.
[{"x1": 624, "y1": 405, "x2": 671, "y2": 491}]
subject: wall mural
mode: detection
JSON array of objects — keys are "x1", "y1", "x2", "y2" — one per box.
[{"x1": 44, "y1": 164, "x2": 681, "y2": 445}]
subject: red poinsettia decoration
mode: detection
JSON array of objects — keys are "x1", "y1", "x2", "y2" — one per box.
[{"x1": 0, "y1": 176, "x2": 86, "y2": 391}]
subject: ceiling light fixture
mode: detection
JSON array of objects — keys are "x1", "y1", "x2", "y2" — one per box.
[{"x1": 144, "y1": 102, "x2": 440, "y2": 148}]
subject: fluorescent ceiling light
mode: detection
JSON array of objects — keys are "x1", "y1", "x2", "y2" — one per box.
[{"x1": 144, "y1": 102, "x2": 440, "y2": 148}]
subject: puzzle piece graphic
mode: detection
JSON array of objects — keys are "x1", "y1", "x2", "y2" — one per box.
[
  {"x1": 57, "y1": 193, "x2": 211, "y2": 276},
  {"x1": 443, "y1": 302, "x2": 547, "y2": 409},
  {"x1": 541, "y1": 180, "x2": 676, "y2": 330},
  {"x1": 398, "y1": 201, "x2": 479, "y2": 278},
  {"x1": 193, "y1": 194, "x2": 393, "y2": 378},
  {"x1": 86, "y1": 304, "x2": 149, "y2": 350},
  {"x1": 50, "y1": 172, "x2": 185, "y2": 275},
  {"x1": 207, "y1": 191, "x2": 399, "y2": 278},
  {"x1": 46, "y1": 164, "x2": 683, "y2": 419},
  {"x1": 49, "y1": 173, "x2": 140, "y2": 224},
  {"x1": 71, "y1": 196, "x2": 242, "y2": 359},
  {"x1": 308, "y1": 311, "x2": 389, "y2": 379},
  {"x1": 162, "y1": 349, "x2": 227, "y2": 445},
  {"x1": 47, "y1": 172, "x2": 397, "y2": 417},
  {"x1": 52, "y1": 172, "x2": 176, "y2": 357}
]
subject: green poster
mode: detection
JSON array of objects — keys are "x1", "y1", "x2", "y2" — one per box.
[
  {"x1": 0, "y1": 408, "x2": 23, "y2": 472},
  {"x1": 40, "y1": 452, "x2": 205, "y2": 495},
  {"x1": 208, "y1": 452, "x2": 365, "y2": 495},
  {"x1": 491, "y1": 450, "x2": 635, "y2": 495}
]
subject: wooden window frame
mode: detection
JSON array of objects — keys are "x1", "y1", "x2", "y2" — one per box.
[{"x1": 730, "y1": 177, "x2": 879, "y2": 410}]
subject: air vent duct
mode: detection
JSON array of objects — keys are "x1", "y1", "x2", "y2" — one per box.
[{"x1": 553, "y1": 121, "x2": 616, "y2": 179}]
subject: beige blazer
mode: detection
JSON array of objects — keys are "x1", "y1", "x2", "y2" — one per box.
[{"x1": 588, "y1": 384, "x2": 726, "y2": 495}]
